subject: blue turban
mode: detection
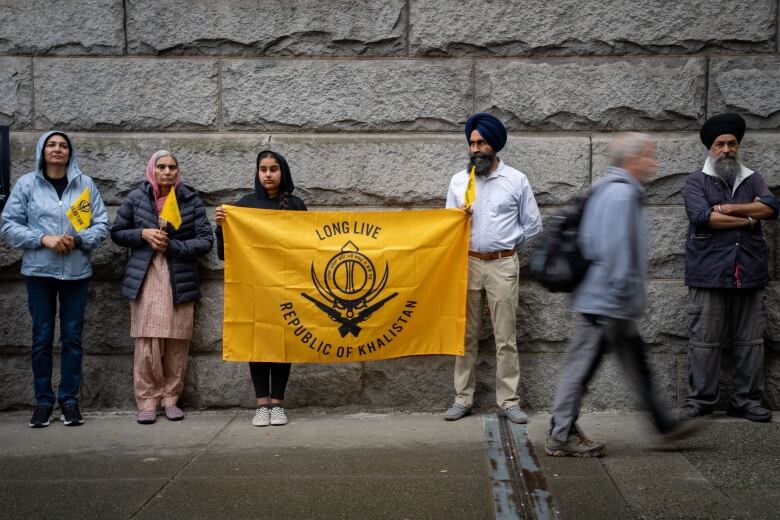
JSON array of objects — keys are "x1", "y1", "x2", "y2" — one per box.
[{"x1": 465, "y1": 113, "x2": 507, "y2": 153}]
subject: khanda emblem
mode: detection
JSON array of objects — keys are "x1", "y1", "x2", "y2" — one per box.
[{"x1": 302, "y1": 240, "x2": 398, "y2": 338}]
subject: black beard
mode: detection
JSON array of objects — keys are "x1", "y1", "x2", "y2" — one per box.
[
  {"x1": 713, "y1": 153, "x2": 740, "y2": 187},
  {"x1": 469, "y1": 153, "x2": 495, "y2": 177}
]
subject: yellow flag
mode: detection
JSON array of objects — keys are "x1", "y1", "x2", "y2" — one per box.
[
  {"x1": 464, "y1": 165, "x2": 476, "y2": 208},
  {"x1": 66, "y1": 186, "x2": 92, "y2": 232},
  {"x1": 222, "y1": 208, "x2": 470, "y2": 363},
  {"x1": 159, "y1": 189, "x2": 182, "y2": 230}
]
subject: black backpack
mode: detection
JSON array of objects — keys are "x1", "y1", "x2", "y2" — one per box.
[{"x1": 529, "y1": 178, "x2": 627, "y2": 293}]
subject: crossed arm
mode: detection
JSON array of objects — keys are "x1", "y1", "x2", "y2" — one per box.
[{"x1": 709, "y1": 199, "x2": 775, "y2": 229}]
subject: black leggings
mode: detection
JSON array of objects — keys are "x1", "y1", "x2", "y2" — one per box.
[{"x1": 249, "y1": 362, "x2": 291, "y2": 400}]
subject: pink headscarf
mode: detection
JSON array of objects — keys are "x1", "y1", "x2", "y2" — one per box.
[{"x1": 146, "y1": 150, "x2": 181, "y2": 212}]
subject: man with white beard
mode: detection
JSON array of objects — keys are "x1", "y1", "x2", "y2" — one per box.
[{"x1": 681, "y1": 113, "x2": 779, "y2": 422}]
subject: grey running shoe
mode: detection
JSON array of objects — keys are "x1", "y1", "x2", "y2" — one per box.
[
  {"x1": 503, "y1": 405, "x2": 528, "y2": 424},
  {"x1": 444, "y1": 403, "x2": 471, "y2": 421},
  {"x1": 545, "y1": 427, "x2": 605, "y2": 458}
]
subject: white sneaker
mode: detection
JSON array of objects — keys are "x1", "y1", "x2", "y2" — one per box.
[
  {"x1": 252, "y1": 407, "x2": 270, "y2": 427},
  {"x1": 270, "y1": 406, "x2": 288, "y2": 426}
]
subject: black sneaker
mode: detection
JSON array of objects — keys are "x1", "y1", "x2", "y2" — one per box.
[
  {"x1": 29, "y1": 405, "x2": 53, "y2": 428},
  {"x1": 678, "y1": 404, "x2": 712, "y2": 420},
  {"x1": 726, "y1": 404, "x2": 772, "y2": 423},
  {"x1": 59, "y1": 402, "x2": 84, "y2": 426}
]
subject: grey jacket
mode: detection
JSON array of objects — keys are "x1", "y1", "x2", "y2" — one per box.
[{"x1": 572, "y1": 167, "x2": 647, "y2": 320}]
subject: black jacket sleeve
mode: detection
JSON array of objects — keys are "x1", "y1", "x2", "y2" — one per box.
[
  {"x1": 110, "y1": 194, "x2": 145, "y2": 247},
  {"x1": 167, "y1": 196, "x2": 214, "y2": 260}
]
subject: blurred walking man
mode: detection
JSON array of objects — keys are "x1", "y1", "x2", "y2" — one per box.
[
  {"x1": 546, "y1": 133, "x2": 701, "y2": 457},
  {"x1": 680, "y1": 113, "x2": 778, "y2": 422},
  {"x1": 444, "y1": 113, "x2": 542, "y2": 424}
]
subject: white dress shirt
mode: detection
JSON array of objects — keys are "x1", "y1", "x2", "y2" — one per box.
[{"x1": 446, "y1": 159, "x2": 542, "y2": 252}]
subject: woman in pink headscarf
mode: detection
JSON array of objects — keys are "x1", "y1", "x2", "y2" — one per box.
[{"x1": 111, "y1": 151, "x2": 213, "y2": 424}]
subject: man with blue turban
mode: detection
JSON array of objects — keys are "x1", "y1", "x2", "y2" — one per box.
[{"x1": 444, "y1": 113, "x2": 542, "y2": 423}]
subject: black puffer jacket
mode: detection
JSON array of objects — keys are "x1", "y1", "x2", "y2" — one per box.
[
  {"x1": 111, "y1": 181, "x2": 213, "y2": 304},
  {"x1": 216, "y1": 150, "x2": 307, "y2": 260}
]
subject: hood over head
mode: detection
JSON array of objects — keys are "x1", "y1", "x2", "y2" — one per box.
[
  {"x1": 254, "y1": 150, "x2": 294, "y2": 200},
  {"x1": 36, "y1": 130, "x2": 82, "y2": 181}
]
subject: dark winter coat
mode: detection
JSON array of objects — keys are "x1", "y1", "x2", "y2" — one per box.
[
  {"x1": 111, "y1": 181, "x2": 213, "y2": 304},
  {"x1": 683, "y1": 168, "x2": 779, "y2": 289},
  {"x1": 216, "y1": 150, "x2": 307, "y2": 260}
]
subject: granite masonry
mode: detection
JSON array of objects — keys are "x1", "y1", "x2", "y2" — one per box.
[{"x1": 0, "y1": 0, "x2": 778, "y2": 411}]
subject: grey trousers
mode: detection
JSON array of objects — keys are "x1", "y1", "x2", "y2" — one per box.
[
  {"x1": 686, "y1": 287, "x2": 766, "y2": 411},
  {"x1": 549, "y1": 315, "x2": 673, "y2": 442}
]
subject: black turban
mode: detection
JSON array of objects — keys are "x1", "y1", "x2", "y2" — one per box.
[
  {"x1": 465, "y1": 113, "x2": 507, "y2": 153},
  {"x1": 700, "y1": 113, "x2": 746, "y2": 149}
]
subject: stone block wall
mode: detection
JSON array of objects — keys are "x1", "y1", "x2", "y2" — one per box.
[{"x1": 0, "y1": 1, "x2": 778, "y2": 411}]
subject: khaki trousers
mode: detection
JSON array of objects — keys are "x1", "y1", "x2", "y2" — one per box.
[
  {"x1": 133, "y1": 337, "x2": 190, "y2": 411},
  {"x1": 454, "y1": 254, "x2": 520, "y2": 409}
]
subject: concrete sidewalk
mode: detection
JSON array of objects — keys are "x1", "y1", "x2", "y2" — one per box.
[
  {"x1": 527, "y1": 412, "x2": 780, "y2": 520},
  {"x1": 0, "y1": 410, "x2": 494, "y2": 520},
  {"x1": 1, "y1": 410, "x2": 779, "y2": 519}
]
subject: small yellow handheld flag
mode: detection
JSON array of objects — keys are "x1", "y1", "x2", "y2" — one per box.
[
  {"x1": 160, "y1": 189, "x2": 182, "y2": 230},
  {"x1": 464, "y1": 165, "x2": 476, "y2": 208},
  {"x1": 67, "y1": 187, "x2": 92, "y2": 232}
]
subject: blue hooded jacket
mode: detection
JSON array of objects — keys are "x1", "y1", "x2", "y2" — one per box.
[{"x1": 0, "y1": 131, "x2": 109, "y2": 280}]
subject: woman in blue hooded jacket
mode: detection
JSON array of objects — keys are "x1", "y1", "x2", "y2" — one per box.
[{"x1": 1, "y1": 131, "x2": 109, "y2": 428}]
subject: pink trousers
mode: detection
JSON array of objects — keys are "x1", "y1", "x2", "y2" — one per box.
[{"x1": 133, "y1": 337, "x2": 190, "y2": 411}]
